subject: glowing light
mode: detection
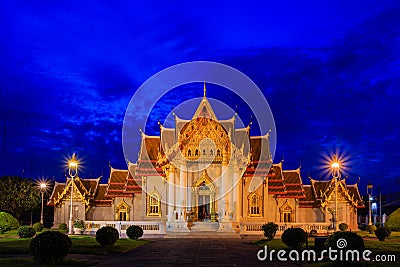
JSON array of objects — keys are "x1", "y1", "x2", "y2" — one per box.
[
  {"x1": 36, "y1": 178, "x2": 50, "y2": 193},
  {"x1": 331, "y1": 162, "x2": 340, "y2": 169},
  {"x1": 62, "y1": 153, "x2": 86, "y2": 174},
  {"x1": 68, "y1": 154, "x2": 78, "y2": 168},
  {"x1": 320, "y1": 149, "x2": 350, "y2": 179}
]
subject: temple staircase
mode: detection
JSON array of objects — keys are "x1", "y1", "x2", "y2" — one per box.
[{"x1": 189, "y1": 221, "x2": 220, "y2": 232}]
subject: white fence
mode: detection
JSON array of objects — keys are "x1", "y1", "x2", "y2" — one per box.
[
  {"x1": 83, "y1": 221, "x2": 166, "y2": 236},
  {"x1": 240, "y1": 222, "x2": 331, "y2": 235},
  {"x1": 83, "y1": 221, "x2": 330, "y2": 236}
]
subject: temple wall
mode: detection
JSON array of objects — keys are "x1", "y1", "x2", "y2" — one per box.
[
  {"x1": 297, "y1": 207, "x2": 325, "y2": 223},
  {"x1": 88, "y1": 206, "x2": 114, "y2": 221},
  {"x1": 143, "y1": 175, "x2": 167, "y2": 220},
  {"x1": 132, "y1": 193, "x2": 143, "y2": 220}
]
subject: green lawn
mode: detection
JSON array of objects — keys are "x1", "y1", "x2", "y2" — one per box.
[
  {"x1": 0, "y1": 236, "x2": 149, "y2": 255},
  {"x1": 69, "y1": 236, "x2": 149, "y2": 254}
]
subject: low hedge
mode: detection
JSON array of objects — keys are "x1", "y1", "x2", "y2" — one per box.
[
  {"x1": 17, "y1": 226, "x2": 36, "y2": 238},
  {"x1": 30, "y1": 231, "x2": 72, "y2": 264},
  {"x1": 33, "y1": 222, "x2": 44, "y2": 233},
  {"x1": 281, "y1": 228, "x2": 307, "y2": 249},
  {"x1": 96, "y1": 226, "x2": 119, "y2": 247},
  {"x1": 126, "y1": 225, "x2": 144, "y2": 239}
]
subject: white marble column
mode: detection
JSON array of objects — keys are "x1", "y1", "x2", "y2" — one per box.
[
  {"x1": 187, "y1": 170, "x2": 191, "y2": 211},
  {"x1": 233, "y1": 164, "x2": 241, "y2": 221},
  {"x1": 218, "y1": 157, "x2": 234, "y2": 232},
  {"x1": 167, "y1": 167, "x2": 175, "y2": 222},
  {"x1": 179, "y1": 166, "x2": 186, "y2": 221},
  {"x1": 221, "y1": 164, "x2": 227, "y2": 220}
]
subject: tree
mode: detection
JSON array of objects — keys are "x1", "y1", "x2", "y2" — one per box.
[
  {"x1": 0, "y1": 176, "x2": 41, "y2": 222},
  {"x1": 386, "y1": 208, "x2": 400, "y2": 231}
]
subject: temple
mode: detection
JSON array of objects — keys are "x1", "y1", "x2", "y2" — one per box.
[{"x1": 48, "y1": 84, "x2": 364, "y2": 236}]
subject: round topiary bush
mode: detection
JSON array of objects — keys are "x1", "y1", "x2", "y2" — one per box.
[
  {"x1": 281, "y1": 228, "x2": 307, "y2": 249},
  {"x1": 126, "y1": 225, "x2": 144, "y2": 239},
  {"x1": 339, "y1": 223, "x2": 348, "y2": 231},
  {"x1": 386, "y1": 208, "x2": 400, "y2": 231},
  {"x1": 17, "y1": 226, "x2": 36, "y2": 238},
  {"x1": 261, "y1": 222, "x2": 279, "y2": 241},
  {"x1": 59, "y1": 223, "x2": 67, "y2": 230},
  {"x1": 96, "y1": 226, "x2": 119, "y2": 247},
  {"x1": 0, "y1": 212, "x2": 19, "y2": 233},
  {"x1": 366, "y1": 224, "x2": 377, "y2": 234},
  {"x1": 325, "y1": 231, "x2": 365, "y2": 251},
  {"x1": 30, "y1": 231, "x2": 72, "y2": 264},
  {"x1": 33, "y1": 222, "x2": 44, "y2": 233},
  {"x1": 375, "y1": 227, "x2": 391, "y2": 241}
]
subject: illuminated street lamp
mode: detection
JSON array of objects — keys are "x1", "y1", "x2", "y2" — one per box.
[
  {"x1": 68, "y1": 154, "x2": 78, "y2": 235},
  {"x1": 39, "y1": 182, "x2": 47, "y2": 224},
  {"x1": 367, "y1": 181, "x2": 373, "y2": 225},
  {"x1": 331, "y1": 155, "x2": 341, "y2": 232}
]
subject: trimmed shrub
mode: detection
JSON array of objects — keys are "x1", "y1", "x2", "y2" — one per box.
[
  {"x1": 281, "y1": 228, "x2": 307, "y2": 249},
  {"x1": 30, "y1": 231, "x2": 72, "y2": 264},
  {"x1": 358, "y1": 223, "x2": 366, "y2": 231},
  {"x1": 325, "y1": 231, "x2": 365, "y2": 251},
  {"x1": 339, "y1": 223, "x2": 348, "y2": 231},
  {"x1": 366, "y1": 224, "x2": 377, "y2": 234},
  {"x1": 375, "y1": 227, "x2": 391, "y2": 241},
  {"x1": 375, "y1": 222, "x2": 381, "y2": 227},
  {"x1": 33, "y1": 222, "x2": 44, "y2": 233},
  {"x1": 17, "y1": 226, "x2": 36, "y2": 238},
  {"x1": 59, "y1": 223, "x2": 67, "y2": 230},
  {"x1": 126, "y1": 225, "x2": 144, "y2": 239},
  {"x1": 309, "y1": 229, "x2": 318, "y2": 237},
  {"x1": 386, "y1": 208, "x2": 400, "y2": 231},
  {"x1": 96, "y1": 226, "x2": 119, "y2": 247},
  {"x1": 0, "y1": 212, "x2": 19, "y2": 233},
  {"x1": 73, "y1": 220, "x2": 85, "y2": 229},
  {"x1": 261, "y1": 222, "x2": 279, "y2": 241}
]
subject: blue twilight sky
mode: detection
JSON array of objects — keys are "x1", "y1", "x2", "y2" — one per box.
[{"x1": 1, "y1": 1, "x2": 399, "y2": 195}]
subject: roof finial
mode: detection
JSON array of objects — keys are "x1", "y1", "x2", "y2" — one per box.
[{"x1": 203, "y1": 81, "x2": 206, "y2": 98}]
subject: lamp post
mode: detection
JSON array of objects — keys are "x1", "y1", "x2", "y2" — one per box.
[
  {"x1": 68, "y1": 154, "x2": 78, "y2": 235},
  {"x1": 331, "y1": 156, "x2": 340, "y2": 232},
  {"x1": 39, "y1": 182, "x2": 47, "y2": 224},
  {"x1": 367, "y1": 181, "x2": 373, "y2": 225}
]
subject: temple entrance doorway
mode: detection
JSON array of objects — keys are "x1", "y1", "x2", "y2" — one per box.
[
  {"x1": 198, "y1": 184, "x2": 211, "y2": 220},
  {"x1": 192, "y1": 170, "x2": 216, "y2": 222}
]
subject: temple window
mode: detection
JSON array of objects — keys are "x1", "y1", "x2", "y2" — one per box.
[
  {"x1": 147, "y1": 190, "x2": 161, "y2": 216},
  {"x1": 210, "y1": 149, "x2": 213, "y2": 156},
  {"x1": 280, "y1": 201, "x2": 295, "y2": 223},
  {"x1": 249, "y1": 193, "x2": 261, "y2": 216},
  {"x1": 203, "y1": 149, "x2": 206, "y2": 155},
  {"x1": 188, "y1": 149, "x2": 191, "y2": 156},
  {"x1": 195, "y1": 149, "x2": 199, "y2": 156},
  {"x1": 115, "y1": 199, "x2": 130, "y2": 221},
  {"x1": 217, "y1": 149, "x2": 221, "y2": 157}
]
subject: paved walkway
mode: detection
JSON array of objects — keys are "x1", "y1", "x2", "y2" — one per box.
[{"x1": 71, "y1": 238, "x2": 297, "y2": 267}]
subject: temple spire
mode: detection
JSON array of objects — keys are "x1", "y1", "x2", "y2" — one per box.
[{"x1": 203, "y1": 81, "x2": 207, "y2": 98}]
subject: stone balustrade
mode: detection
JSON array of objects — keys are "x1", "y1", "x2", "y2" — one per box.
[
  {"x1": 240, "y1": 222, "x2": 331, "y2": 235},
  {"x1": 83, "y1": 221, "x2": 166, "y2": 236}
]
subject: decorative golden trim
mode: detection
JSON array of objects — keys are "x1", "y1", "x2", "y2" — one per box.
[
  {"x1": 248, "y1": 192, "x2": 262, "y2": 217},
  {"x1": 146, "y1": 190, "x2": 161, "y2": 217}
]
